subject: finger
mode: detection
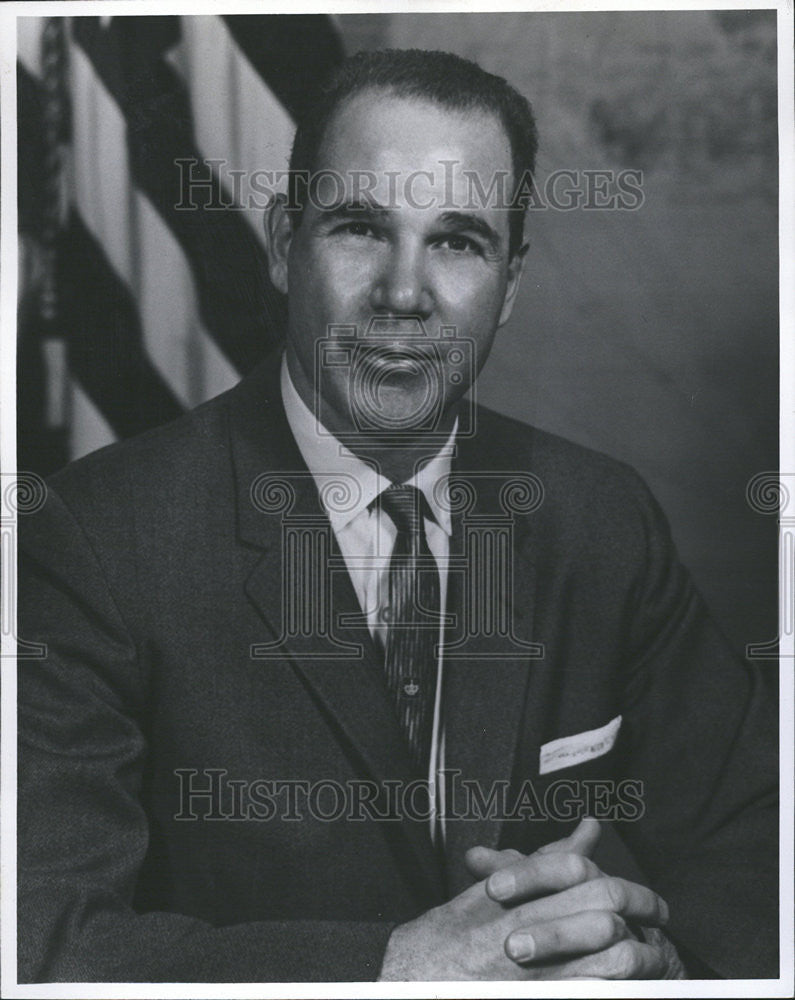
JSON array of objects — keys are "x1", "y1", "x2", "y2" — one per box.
[
  {"x1": 558, "y1": 939, "x2": 668, "y2": 979},
  {"x1": 486, "y1": 850, "x2": 601, "y2": 904},
  {"x1": 464, "y1": 845, "x2": 524, "y2": 880},
  {"x1": 516, "y1": 876, "x2": 669, "y2": 928},
  {"x1": 536, "y1": 817, "x2": 601, "y2": 858},
  {"x1": 505, "y1": 909, "x2": 630, "y2": 964},
  {"x1": 467, "y1": 817, "x2": 601, "y2": 882}
]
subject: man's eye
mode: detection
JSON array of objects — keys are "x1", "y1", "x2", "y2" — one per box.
[
  {"x1": 337, "y1": 221, "x2": 377, "y2": 238},
  {"x1": 436, "y1": 234, "x2": 481, "y2": 254}
]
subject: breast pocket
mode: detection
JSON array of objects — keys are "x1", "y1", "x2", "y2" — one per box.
[{"x1": 539, "y1": 715, "x2": 622, "y2": 775}]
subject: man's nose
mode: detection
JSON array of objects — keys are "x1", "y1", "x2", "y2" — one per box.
[{"x1": 369, "y1": 241, "x2": 432, "y2": 317}]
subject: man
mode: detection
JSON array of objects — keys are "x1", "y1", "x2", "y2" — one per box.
[{"x1": 18, "y1": 49, "x2": 777, "y2": 982}]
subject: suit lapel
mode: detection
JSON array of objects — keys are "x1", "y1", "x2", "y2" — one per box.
[
  {"x1": 229, "y1": 355, "x2": 445, "y2": 902},
  {"x1": 440, "y1": 443, "x2": 542, "y2": 895}
]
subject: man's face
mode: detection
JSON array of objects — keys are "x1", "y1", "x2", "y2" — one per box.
[{"x1": 274, "y1": 89, "x2": 525, "y2": 439}]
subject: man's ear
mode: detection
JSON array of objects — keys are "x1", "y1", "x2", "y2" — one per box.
[
  {"x1": 262, "y1": 193, "x2": 294, "y2": 295},
  {"x1": 497, "y1": 241, "x2": 529, "y2": 328}
]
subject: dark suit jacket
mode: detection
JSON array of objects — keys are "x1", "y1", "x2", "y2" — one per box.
[{"x1": 18, "y1": 352, "x2": 778, "y2": 982}]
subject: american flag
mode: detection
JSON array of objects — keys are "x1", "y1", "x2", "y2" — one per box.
[{"x1": 17, "y1": 14, "x2": 343, "y2": 474}]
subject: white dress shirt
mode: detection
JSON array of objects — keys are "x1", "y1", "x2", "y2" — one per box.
[{"x1": 280, "y1": 355, "x2": 454, "y2": 841}]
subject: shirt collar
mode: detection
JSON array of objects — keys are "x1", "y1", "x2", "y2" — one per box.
[{"x1": 280, "y1": 353, "x2": 455, "y2": 535}]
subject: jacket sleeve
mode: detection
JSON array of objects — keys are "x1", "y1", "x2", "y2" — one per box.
[
  {"x1": 614, "y1": 471, "x2": 778, "y2": 979},
  {"x1": 17, "y1": 484, "x2": 394, "y2": 983}
]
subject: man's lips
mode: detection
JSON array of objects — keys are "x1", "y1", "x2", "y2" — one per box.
[
  {"x1": 356, "y1": 343, "x2": 439, "y2": 376},
  {"x1": 365, "y1": 317, "x2": 427, "y2": 338}
]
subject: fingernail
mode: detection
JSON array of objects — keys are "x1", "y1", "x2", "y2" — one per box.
[
  {"x1": 487, "y1": 869, "x2": 516, "y2": 900},
  {"x1": 659, "y1": 898, "x2": 670, "y2": 924},
  {"x1": 507, "y1": 931, "x2": 535, "y2": 961}
]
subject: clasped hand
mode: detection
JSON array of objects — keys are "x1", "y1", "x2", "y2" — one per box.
[{"x1": 379, "y1": 818, "x2": 671, "y2": 980}]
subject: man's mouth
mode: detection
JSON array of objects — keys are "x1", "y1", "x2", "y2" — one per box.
[
  {"x1": 356, "y1": 345, "x2": 439, "y2": 386},
  {"x1": 366, "y1": 317, "x2": 428, "y2": 339}
]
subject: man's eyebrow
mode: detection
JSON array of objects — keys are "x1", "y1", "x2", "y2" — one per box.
[
  {"x1": 437, "y1": 211, "x2": 502, "y2": 251},
  {"x1": 315, "y1": 199, "x2": 391, "y2": 222}
]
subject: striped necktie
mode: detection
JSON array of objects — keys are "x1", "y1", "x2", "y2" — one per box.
[{"x1": 375, "y1": 484, "x2": 441, "y2": 775}]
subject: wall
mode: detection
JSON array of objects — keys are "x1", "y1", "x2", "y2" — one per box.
[{"x1": 337, "y1": 10, "x2": 780, "y2": 658}]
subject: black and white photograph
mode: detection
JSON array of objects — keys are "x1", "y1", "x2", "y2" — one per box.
[{"x1": 1, "y1": 1, "x2": 792, "y2": 995}]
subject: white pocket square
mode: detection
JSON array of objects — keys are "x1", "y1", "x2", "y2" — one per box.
[{"x1": 539, "y1": 715, "x2": 622, "y2": 775}]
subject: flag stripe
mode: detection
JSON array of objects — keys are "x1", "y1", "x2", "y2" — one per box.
[
  {"x1": 70, "y1": 41, "x2": 239, "y2": 407},
  {"x1": 17, "y1": 16, "x2": 44, "y2": 76},
  {"x1": 136, "y1": 192, "x2": 241, "y2": 405},
  {"x1": 70, "y1": 380, "x2": 116, "y2": 460},
  {"x1": 177, "y1": 15, "x2": 296, "y2": 243},
  {"x1": 221, "y1": 14, "x2": 344, "y2": 122},
  {"x1": 59, "y1": 211, "x2": 185, "y2": 439},
  {"x1": 71, "y1": 16, "x2": 283, "y2": 375}
]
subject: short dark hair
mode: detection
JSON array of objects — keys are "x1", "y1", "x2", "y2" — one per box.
[{"x1": 287, "y1": 48, "x2": 538, "y2": 258}]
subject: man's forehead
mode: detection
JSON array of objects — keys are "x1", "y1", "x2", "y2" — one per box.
[
  {"x1": 313, "y1": 89, "x2": 515, "y2": 214},
  {"x1": 320, "y1": 90, "x2": 510, "y2": 169}
]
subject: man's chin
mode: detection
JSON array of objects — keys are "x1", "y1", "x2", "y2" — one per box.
[{"x1": 354, "y1": 382, "x2": 444, "y2": 431}]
